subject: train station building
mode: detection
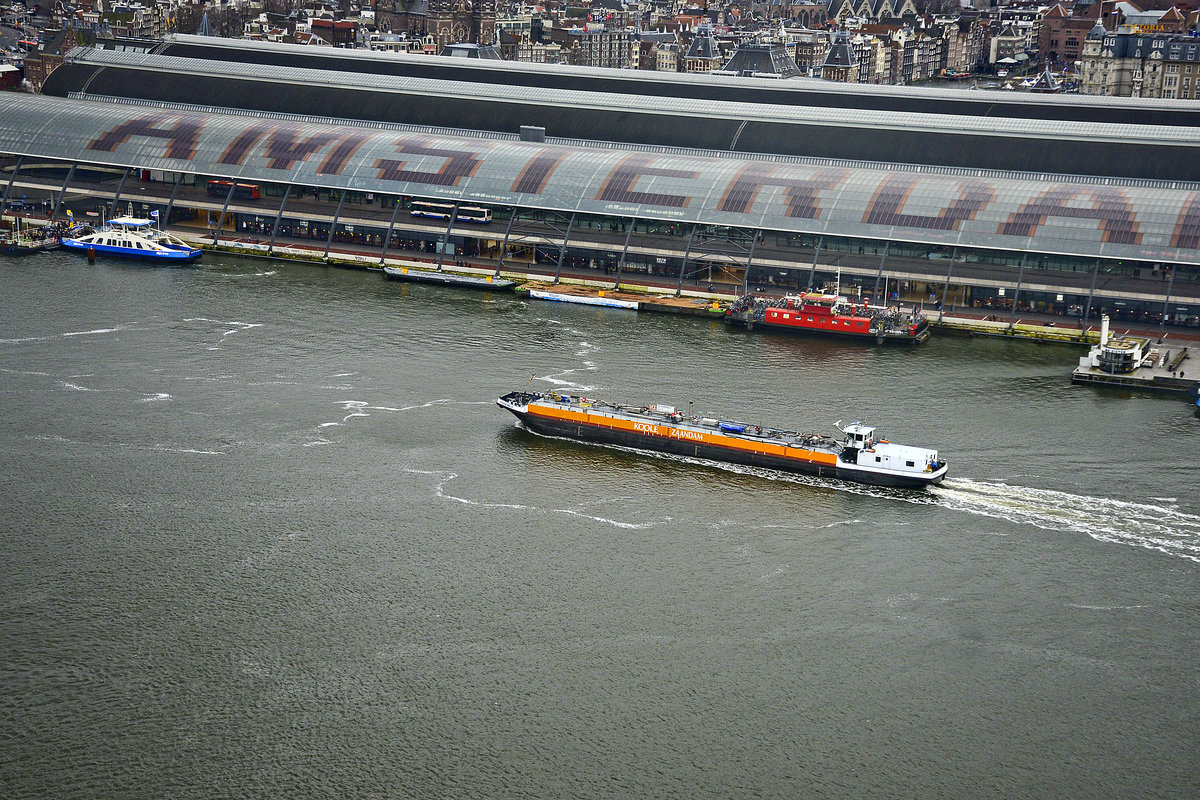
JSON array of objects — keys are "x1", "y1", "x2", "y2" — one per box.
[{"x1": 3, "y1": 35, "x2": 1199, "y2": 329}]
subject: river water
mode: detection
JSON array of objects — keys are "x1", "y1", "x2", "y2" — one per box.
[{"x1": 2, "y1": 251, "x2": 1197, "y2": 799}]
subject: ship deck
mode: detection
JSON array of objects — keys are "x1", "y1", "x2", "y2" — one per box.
[{"x1": 529, "y1": 393, "x2": 843, "y2": 454}]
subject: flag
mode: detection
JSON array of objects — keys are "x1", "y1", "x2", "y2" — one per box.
[{"x1": 151, "y1": 209, "x2": 159, "y2": 218}]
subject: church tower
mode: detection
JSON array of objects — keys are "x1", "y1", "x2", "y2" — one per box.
[
  {"x1": 821, "y1": 29, "x2": 858, "y2": 83},
  {"x1": 428, "y1": 0, "x2": 497, "y2": 47}
]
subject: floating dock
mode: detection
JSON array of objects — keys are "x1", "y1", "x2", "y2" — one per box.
[
  {"x1": 383, "y1": 265, "x2": 514, "y2": 289},
  {"x1": 517, "y1": 282, "x2": 723, "y2": 317},
  {"x1": 932, "y1": 314, "x2": 1099, "y2": 345},
  {"x1": 1072, "y1": 316, "x2": 1199, "y2": 395},
  {"x1": 529, "y1": 288, "x2": 639, "y2": 310}
]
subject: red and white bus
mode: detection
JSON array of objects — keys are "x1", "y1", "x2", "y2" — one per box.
[{"x1": 206, "y1": 180, "x2": 262, "y2": 201}]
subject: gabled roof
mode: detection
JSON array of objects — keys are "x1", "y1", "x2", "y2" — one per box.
[
  {"x1": 639, "y1": 31, "x2": 679, "y2": 44},
  {"x1": 685, "y1": 24, "x2": 720, "y2": 59},
  {"x1": 719, "y1": 43, "x2": 801, "y2": 77},
  {"x1": 441, "y1": 43, "x2": 504, "y2": 58},
  {"x1": 823, "y1": 29, "x2": 856, "y2": 68},
  {"x1": 1113, "y1": 2, "x2": 1144, "y2": 15}
]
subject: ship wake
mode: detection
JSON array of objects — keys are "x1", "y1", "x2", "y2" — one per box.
[
  {"x1": 516, "y1": 425, "x2": 1200, "y2": 563},
  {"x1": 405, "y1": 468, "x2": 668, "y2": 530},
  {"x1": 932, "y1": 478, "x2": 1200, "y2": 563}
]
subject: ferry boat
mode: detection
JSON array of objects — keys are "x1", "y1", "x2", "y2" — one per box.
[
  {"x1": 60, "y1": 215, "x2": 201, "y2": 262},
  {"x1": 497, "y1": 390, "x2": 947, "y2": 489},
  {"x1": 726, "y1": 292, "x2": 930, "y2": 344}
]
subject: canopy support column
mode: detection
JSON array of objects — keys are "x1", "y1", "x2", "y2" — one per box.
[
  {"x1": 2, "y1": 156, "x2": 24, "y2": 210},
  {"x1": 267, "y1": 185, "x2": 292, "y2": 255},
  {"x1": 939, "y1": 247, "x2": 958, "y2": 321},
  {"x1": 552, "y1": 212, "x2": 576, "y2": 284},
  {"x1": 612, "y1": 218, "x2": 636, "y2": 290},
  {"x1": 435, "y1": 202, "x2": 459, "y2": 271},
  {"x1": 212, "y1": 181, "x2": 237, "y2": 245},
  {"x1": 163, "y1": 172, "x2": 184, "y2": 228},
  {"x1": 676, "y1": 223, "x2": 698, "y2": 296},
  {"x1": 1008, "y1": 252, "x2": 1028, "y2": 332},
  {"x1": 741, "y1": 230, "x2": 761, "y2": 295},
  {"x1": 378, "y1": 196, "x2": 402, "y2": 265},
  {"x1": 1159, "y1": 265, "x2": 1177, "y2": 341},
  {"x1": 806, "y1": 235, "x2": 823, "y2": 291},
  {"x1": 494, "y1": 208, "x2": 518, "y2": 277},
  {"x1": 108, "y1": 167, "x2": 131, "y2": 217},
  {"x1": 870, "y1": 242, "x2": 891, "y2": 300},
  {"x1": 52, "y1": 163, "x2": 77, "y2": 220},
  {"x1": 1082, "y1": 259, "x2": 1102, "y2": 332},
  {"x1": 322, "y1": 192, "x2": 347, "y2": 260}
]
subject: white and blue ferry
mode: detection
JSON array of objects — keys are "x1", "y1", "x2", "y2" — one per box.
[{"x1": 61, "y1": 214, "x2": 201, "y2": 262}]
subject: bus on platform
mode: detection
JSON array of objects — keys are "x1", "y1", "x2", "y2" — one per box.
[
  {"x1": 206, "y1": 180, "x2": 262, "y2": 201},
  {"x1": 410, "y1": 201, "x2": 492, "y2": 223}
]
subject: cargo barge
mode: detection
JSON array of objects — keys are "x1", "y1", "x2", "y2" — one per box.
[
  {"x1": 726, "y1": 292, "x2": 930, "y2": 344},
  {"x1": 497, "y1": 390, "x2": 947, "y2": 489}
]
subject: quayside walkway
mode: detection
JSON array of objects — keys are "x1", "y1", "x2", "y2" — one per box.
[{"x1": 189, "y1": 227, "x2": 1200, "y2": 345}]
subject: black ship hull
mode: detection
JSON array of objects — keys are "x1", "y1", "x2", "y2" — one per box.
[{"x1": 1, "y1": 241, "x2": 60, "y2": 256}]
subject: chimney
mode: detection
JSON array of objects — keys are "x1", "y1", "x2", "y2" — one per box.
[{"x1": 519, "y1": 125, "x2": 546, "y2": 142}]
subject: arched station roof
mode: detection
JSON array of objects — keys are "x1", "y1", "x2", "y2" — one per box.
[
  {"x1": 3, "y1": 95, "x2": 1198, "y2": 265},
  {"x1": 149, "y1": 34, "x2": 1200, "y2": 129},
  {"x1": 41, "y1": 48, "x2": 1200, "y2": 182}
]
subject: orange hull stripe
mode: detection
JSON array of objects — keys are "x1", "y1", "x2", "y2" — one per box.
[{"x1": 529, "y1": 404, "x2": 838, "y2": 465}]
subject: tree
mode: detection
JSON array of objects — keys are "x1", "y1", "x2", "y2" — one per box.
[
  {"x1": 172, "y1": 4, "x2": 204, "y2": 34},
  {"x1": 912, "y1": 0, "x2": 961, "y2": 15},
  {"x1": 262, "y1": 0, "x2": 299, "y2": 16},
  {"x1": 212, "y1": 7, "x2": 244, "y2": 37}
]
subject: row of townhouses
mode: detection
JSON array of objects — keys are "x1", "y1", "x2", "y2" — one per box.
[{"x1": 8, "y1": 0, "x2": 1200, "y2": 96}]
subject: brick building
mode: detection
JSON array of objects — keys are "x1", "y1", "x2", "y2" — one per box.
[{"x1": 1081, "y1": 22, "x2": 1200, "y2": 98}]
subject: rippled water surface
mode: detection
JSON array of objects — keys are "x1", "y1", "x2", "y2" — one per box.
[{"x1": 2, "y1": 252, "x2": 1198, "y2": 798}]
